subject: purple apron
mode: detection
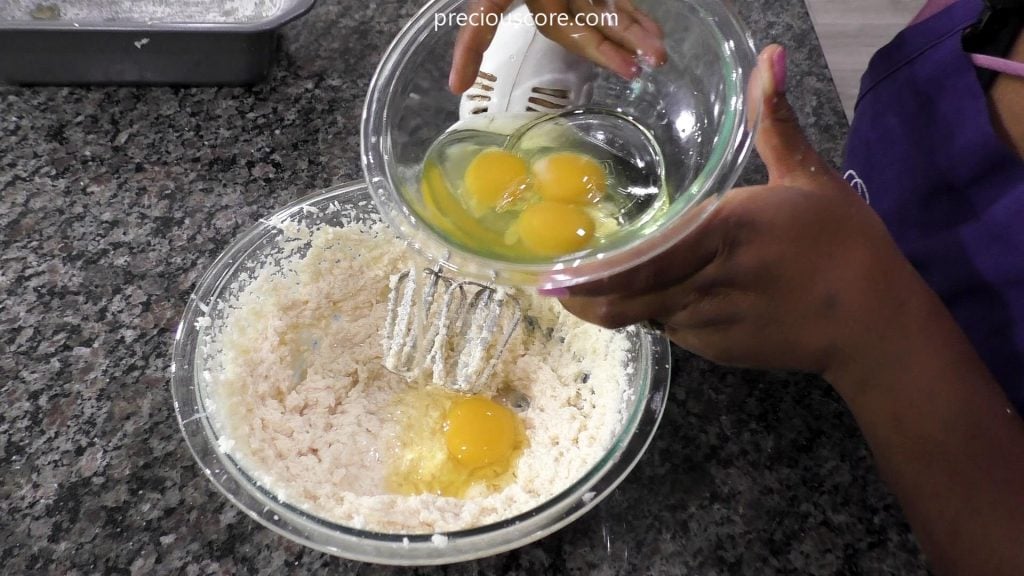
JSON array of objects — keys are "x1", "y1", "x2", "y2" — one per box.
[{"x1": 844, "y1": 0, "x2": 1024, "y2": 412}]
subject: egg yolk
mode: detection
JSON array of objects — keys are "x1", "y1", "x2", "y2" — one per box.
[
  {"x1": 388, "y1": 390, "x2": 524, "y2": 498},
  {"x1": 532, "y1": 152, "x2": 607, "y2": 204},
  {"x1": 463, "y1": 148, "x2": 530, "y2": 215},
  {"x1": 516, "y1": 201, "x2": 596, "y2": 257},
  {"x1": 444, "y1": 396, "x2": 519, "y2": 469}
]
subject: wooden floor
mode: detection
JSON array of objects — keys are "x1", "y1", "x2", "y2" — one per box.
[{"x1": 805, "y1": 0, "x2": 927, "y2": 121}]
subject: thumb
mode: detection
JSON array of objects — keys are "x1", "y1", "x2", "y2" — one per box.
[{"x1": 751, "y1": 45, "x2": 830, "y2": 185}]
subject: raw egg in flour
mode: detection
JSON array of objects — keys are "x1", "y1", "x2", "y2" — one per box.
[
  {"x1": 388, "y1": 389, "x2": 525, "y2": 498},
  {"x1": 444, "y1": 396, "x2": 520, "y2": 469}
]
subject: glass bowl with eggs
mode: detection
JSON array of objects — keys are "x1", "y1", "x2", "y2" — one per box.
[
  {"x1": 171, "y1": 181, "x2": 672, "y2": 565},
  {"x1": 362, "y1": 0, "x2": 760, "y2": 288}
]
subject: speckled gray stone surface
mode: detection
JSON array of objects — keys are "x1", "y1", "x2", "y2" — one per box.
[{"x1": 1, "y1": 0, "x2": 930, "y2": 574}]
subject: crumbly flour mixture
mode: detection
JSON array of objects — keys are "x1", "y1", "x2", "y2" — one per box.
[{"x1": 202, "y1": 222, "x2": 635, "y2": 533}]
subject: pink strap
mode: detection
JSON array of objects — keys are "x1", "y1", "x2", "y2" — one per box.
[
  {"x1": 909, "y1": 0, "x2": 1024, "y2": 79},
  {"x1": 970, "y1": 53, "x2": 1024, "y2": 78}
]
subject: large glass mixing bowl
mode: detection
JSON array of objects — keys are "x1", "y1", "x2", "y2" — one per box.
[
  {"x1": 362, "y1": 0, "x2": 759, "y2": 288},
  {"x1": 170, "y1": 181, "x2": 672, "y2": 565}
]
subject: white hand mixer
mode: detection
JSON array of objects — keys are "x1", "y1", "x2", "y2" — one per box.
[
  {"x1": 382, "y1": 2, "x2": 596, "y2": 392},
  {"x1": 458, "y1": 1, "x2": 596, "y2": 118}
]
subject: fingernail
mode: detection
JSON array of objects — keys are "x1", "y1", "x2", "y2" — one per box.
[
  {"x1": 639, "y1": 53, "x2": 657, "y2": 69},
  {"x1": 537, "y1": 287, "x2": 570, "y2": 298},
  {"x1": 772, "y1": 47, "x2": 787, "y2": 94}
]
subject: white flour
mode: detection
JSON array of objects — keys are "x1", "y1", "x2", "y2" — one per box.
[
  {"x1": 202, "y1": 223, "x2": 636, "y2": 533},
  {"x1": 9, "y1": 0, "x2": 281, "y2": 23}
]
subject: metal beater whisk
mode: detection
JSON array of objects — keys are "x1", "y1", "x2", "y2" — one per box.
[
  {"x1": 380, "y1": 0, "x2": 593, "y2": 391},
  {"x1": 382, "y1": 265, "x2": 522, "y2": 392}
]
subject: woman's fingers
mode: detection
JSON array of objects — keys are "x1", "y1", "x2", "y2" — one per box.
[
  {"x1": 666, "y1": 322, "x2": 752, "y2": 368},
  {"x1": 450, "y1": 0, "x2": 668, "y2": 92},
  {"x1": 541, "y1": 235, "x2": 716, "y2": 298},
  {"x1": 750, "y1": 45, "x2": 833, "y2": 186},
  {"x1": 623, "y1": 0, "x2": 664, "y2": 40},
  {"x1": 559, "y1": 254, "x2": 739, "y2": 329},
  {"x1": 567, "y1": 0, "x2": 667, "y2": 67},
  {"x1": 560, "y1": 280, "x2": 697, "y2": 329},
  {"x1": 539, "y1": 196, "x2": 726, "y2": 298},
  {"x1": 527, "y1": 0, "x2": 640, "y2": 80},
  {"x1": 450, "y1": 0, "x2": 516, "y2": 93}
]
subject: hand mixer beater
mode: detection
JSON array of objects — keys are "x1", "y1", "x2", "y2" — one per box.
[{"x1": 382, "y1": 1, "x2": 596, "y2": 392}]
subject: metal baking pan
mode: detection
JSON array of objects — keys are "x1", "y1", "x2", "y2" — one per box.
[{"x1": 0, "y1": 0, "x2": 316, "y2": 85}]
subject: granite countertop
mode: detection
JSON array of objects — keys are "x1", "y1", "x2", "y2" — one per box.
[{"x1": 0, "y1": 0, "x2": 930, "y2": 573}]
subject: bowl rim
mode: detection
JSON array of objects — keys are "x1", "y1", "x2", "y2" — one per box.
[
  {"x1": 361, "y1": 0, "x2": 760, "y2": 289},
  {"x1": 170, "y1": 181, "x2": 673, "y2": 565}
]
